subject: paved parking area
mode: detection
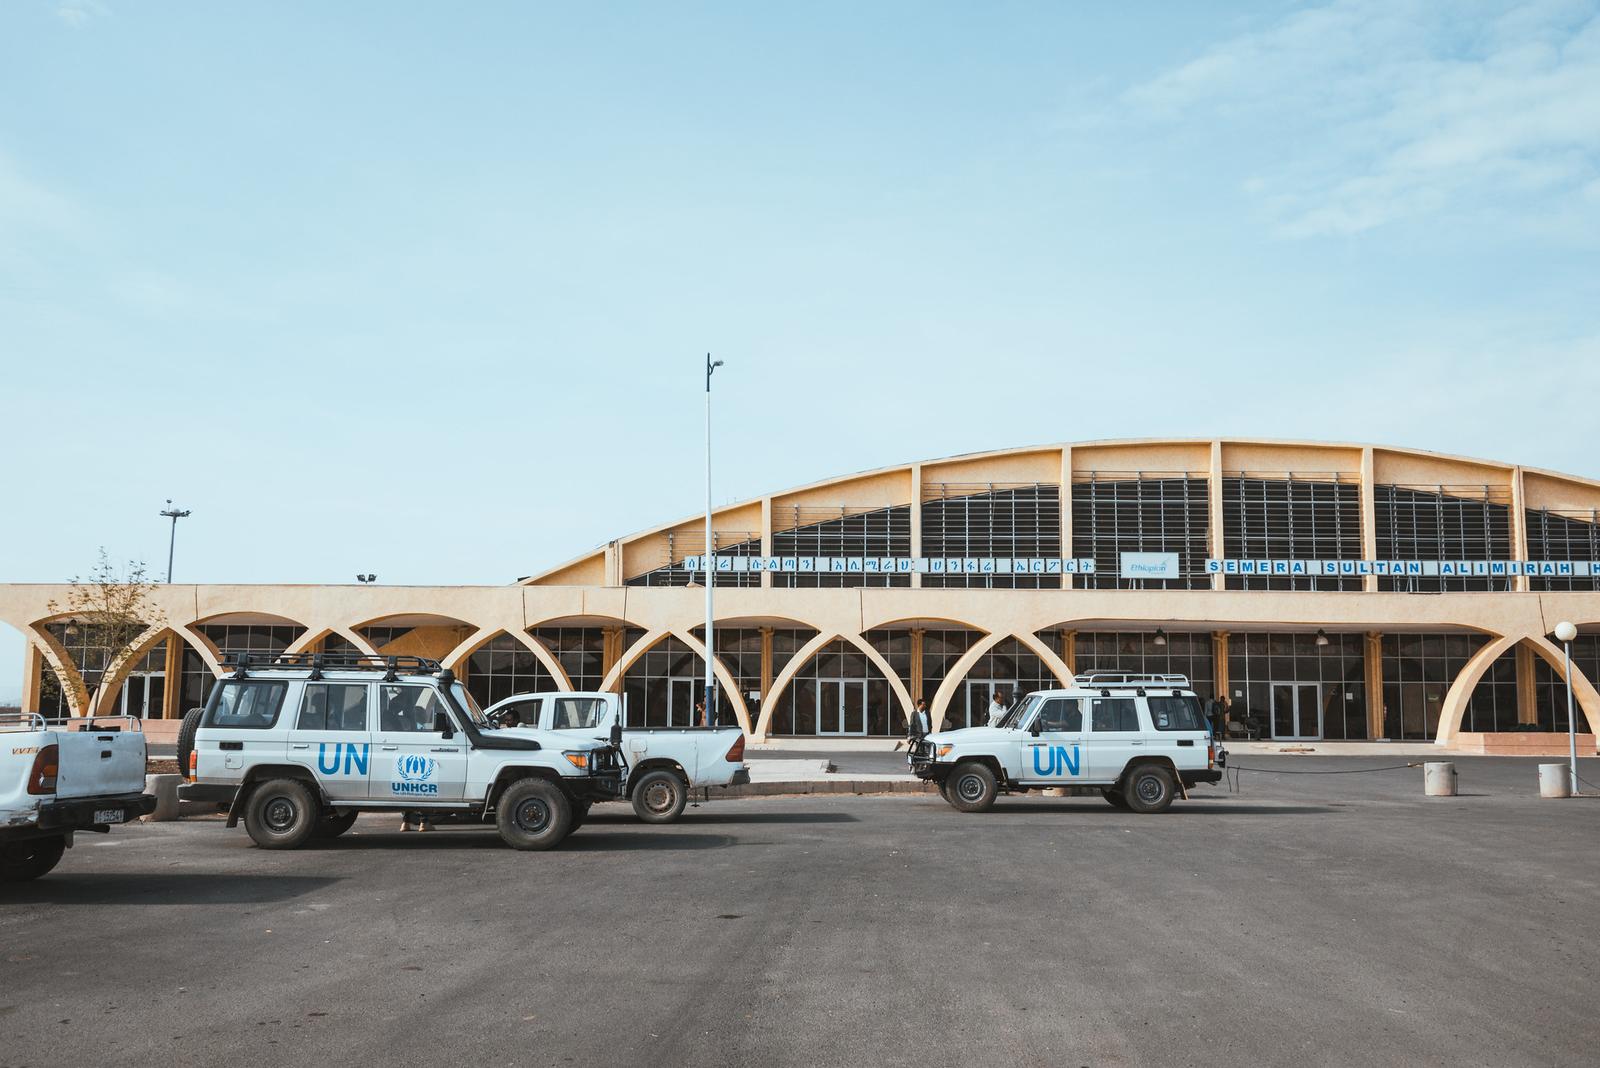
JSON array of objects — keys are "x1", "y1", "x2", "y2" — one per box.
[{"x1": 3, "y1": 758, "x2": 1597, "y2": 1067}]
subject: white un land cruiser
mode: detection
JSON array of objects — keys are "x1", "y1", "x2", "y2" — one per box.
[
  {"x1": 911, "y1": 674, "x2": 1224, "y2": 813},
  {"x1": 181, "y1": 653, "x2": 624, "y2": 851}
]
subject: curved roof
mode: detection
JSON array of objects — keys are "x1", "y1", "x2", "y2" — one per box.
[{"x1": 523, "y1": 438, "x2": 1600, "y2": 586}]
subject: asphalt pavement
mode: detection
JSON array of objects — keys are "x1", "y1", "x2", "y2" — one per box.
[{"x1": 2, "y1": 757, "x2": 1597, "y2": 1068}]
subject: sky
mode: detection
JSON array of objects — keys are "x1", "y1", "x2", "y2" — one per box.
[{"x1": 2, "y1": 0, "x2": 1598, "y2": 701}]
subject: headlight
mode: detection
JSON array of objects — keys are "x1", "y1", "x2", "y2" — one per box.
[
  {"x1": 563, "y1": 751, "x2": 590, "y2": 770},
  {"x1": 936, "y1": 744, "x2": 954, "y2": 758}
]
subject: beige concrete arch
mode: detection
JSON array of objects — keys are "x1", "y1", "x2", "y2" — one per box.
[
  {"x1": 438, "y1": 627, "x2": 575, "y2": 691},
  {"x1": 1524, "y1": 633, "x2": 1600, "y2": 735},
  {"x1": 26, "y1": 623, "x2": 90, "y2": 717},
  {"x1": 929, "y1": 630, "x2": 1010, "y2": 732},
  {"x1": 599, "y1": 627, "x2": 670, "y2": 694},
  {"x1": 1010, "y1": 629, "x2": 1075, "y2": 689},
  {"x1": 1434, "y1": 635, "x2": 1518, "y2": 746},
  {"x1": 84, "y1": 622, "x2": 171, "y2": 717},
  {"x1": 597, "y1": 628, "x2": 751, "y2": 733},
  {"x1": 754, "y1": 630, "x2": 915, "y2": 740},
  {"x1": 754, "y1": 630, "x2": 838, "y2": 739},
  {"x1": 666, "y1": 629, "x2": 754, "y2": 736},
  {"x1": 283, "y1": 626, "x2": 378, "y2": 657}
]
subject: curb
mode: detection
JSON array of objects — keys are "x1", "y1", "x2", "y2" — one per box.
[{"x1": 716, "y1": 779, "x2": 936, "y2": 798}]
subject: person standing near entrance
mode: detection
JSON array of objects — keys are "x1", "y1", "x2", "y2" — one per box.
[
  {"x1": 987, "y1": 689, "x2": 1010, "y2": 727},
  {"x1": 895, "y1": 699, "x2": 932, "y2": 751}
]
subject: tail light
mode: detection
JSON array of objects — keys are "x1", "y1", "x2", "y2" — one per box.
[
  {"x1": 188, "y1": 749, "x2": 198, "y2": 782},
  {"x1": 27, "y1": 744, "x2": 59, "y2": 795},
  {"x1": 725, "y1": 734, "x2": 745, "y2": 764},
  {"x1": 1207, "y1": 742, "x2": 1215, "y2": 769}
]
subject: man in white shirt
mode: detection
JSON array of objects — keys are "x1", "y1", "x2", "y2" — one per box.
[{"x1": 987, "y1": 689, "x2": 1010, "y2": 727}]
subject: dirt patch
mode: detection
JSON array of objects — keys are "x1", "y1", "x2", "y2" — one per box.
[{"x1": 147, "y1": 759, "x2": 179, "y2": 775}]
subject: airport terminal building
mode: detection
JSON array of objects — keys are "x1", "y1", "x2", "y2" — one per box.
[{"x1": 4, "y1": 439, "x2": 1599, "y2": 750}]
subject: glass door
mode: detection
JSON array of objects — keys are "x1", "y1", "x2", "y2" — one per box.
[
  {"x1": 120, "y1": 673, "x2": 165, "y2": 719},
  {"x1": 1270, "y1": 683, "x2": 1322, "y2": 739},
  {"x1": 667, "y1": 678, "x2": 699, "y2": 727},
  {"x1": 817, "y1": 680, "x2": 868, "y2": 736}
]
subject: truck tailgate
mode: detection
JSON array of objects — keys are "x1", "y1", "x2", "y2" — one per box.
[{"x1": 54, "y1": 729, "x2": 147, "y2": 799}]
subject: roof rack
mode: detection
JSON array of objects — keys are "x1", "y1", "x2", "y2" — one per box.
[
  {"x1": 222, "y1": 651, "x2": 446, "y2": 682},
  {"x1": 1073, "y1": 672, "x2": 1191, "y2": 690}
]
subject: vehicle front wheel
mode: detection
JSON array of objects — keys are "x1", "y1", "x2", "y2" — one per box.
[
  {"x1": 0, "y1": 835, "x2": 67, "y2": 882},
  {"x1": 946, "y1": 762, "x2": 998, "y2": 813},
  {"x1": 1122, "y1": 765, "x2": 1176, "y2": 814},
  {"x1": 313, "y1": 809, "x2": 360, "y2": 839},
  {"x1": 496, "y1": 779, "x2": 573, "y2": 851},
  {"x1": 631, "y1": 769, "x2": 688, "y2": 824},
  {"x1": 243, "y1": 778, "x2": 320, "y2": 849}
]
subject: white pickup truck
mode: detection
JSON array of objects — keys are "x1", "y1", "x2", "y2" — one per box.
[
  {"x1": 1, "y1": 713, "x2": 156, "y2": 881},
  {"x1": 483, "y1": 691, "x2": 749, "y2": 823},
  {"x1": 910, "y1": 674, "x2": 1224, "y2": 813}
]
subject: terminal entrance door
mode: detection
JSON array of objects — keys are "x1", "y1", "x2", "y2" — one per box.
[
  {"x1": 1271, "y1": 683, "x2": 1322, "y2": 740},
  {"x1": 964, "y1": 681, "x2": 1014, "y2": 729},
  {"x1": 120, "y1": 671, "x2": 165, "y2": 719},
  {"x1": 817, "y1": 680, "x2": 867, "y2": 736},
  {"x1": 667, "y1": 677, "x2": 701, "y2": 726}
]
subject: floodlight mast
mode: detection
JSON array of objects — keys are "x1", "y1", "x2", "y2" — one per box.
[{"x1": 704, "y1": 354, "x2": 724, "y2": 728}]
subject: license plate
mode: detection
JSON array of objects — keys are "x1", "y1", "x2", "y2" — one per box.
[{"x1": 93, "y1": 809, "x2": 125, "y2": 824}]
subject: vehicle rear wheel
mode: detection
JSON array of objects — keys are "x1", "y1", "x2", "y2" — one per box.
[
  {"x1": 496, "y1": 779, "x2": 572, "y2": 851},
  {"x1": 631, "y1": 769, "x2": 688, "y2": 824},
  {"x1": 1102, "y1": 788, "x2": 1129, "y2": 810},
  {"x1": 175, "y1": 707, "x2": 204, "y2": 779},
  {"x1": 1122, "y1": 765, "x2": 1176, "y2": 814},
  {"x1": 313, "y1": 809, "x2": 360, "y2": 839},
  {"x1": 0, "y1": 835, "x2": 67, "y2": 882},
  {"x1": 946, "y1": 762, "x2": 998, "y2": 813},
  {"x1": 243, "y1": 778, "x2": 319, "y2": 849}
]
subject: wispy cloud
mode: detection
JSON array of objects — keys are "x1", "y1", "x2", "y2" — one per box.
[
  {"x1": 54, "y1": 1, "x2": 109, "y2": 29},
  {"x1": 1121, "y1": 0, "x2": 1600, "y2": 237}
]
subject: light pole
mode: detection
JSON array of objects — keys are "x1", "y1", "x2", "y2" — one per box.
[
  {"x1": 704, "y1": 353, "x2": 724, "y2": 728},
  {"x1": 159, "y1": 500, "x2": 191, "y2": 583},
  {"x1": 1554, "y1": 621, "x2": 1580, "y2": 795},
  {"x1": 356, "y1": 574, "x2": 376, "y2": 584}
]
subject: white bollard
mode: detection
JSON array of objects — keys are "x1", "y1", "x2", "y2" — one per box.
[
  {"x1": 1424, "y1": 762, "x2": 1457, "y2": 797},
  {"x1": 143, "y1": 773, "x2": 184, "y2": 820},
  {"x1": 1539, "y1": 763, "x2": 1572, "y2": 798}
]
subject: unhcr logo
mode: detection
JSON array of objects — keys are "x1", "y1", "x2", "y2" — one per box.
[{"x1": 391, "y1": 754, "x2": 439, "y2": 795}]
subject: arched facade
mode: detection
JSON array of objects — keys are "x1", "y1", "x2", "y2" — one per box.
[{"x1": 5, "y1": 439, "x2": 1600, "y2": 748}]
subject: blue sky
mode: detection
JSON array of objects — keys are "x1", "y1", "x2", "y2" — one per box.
[{"x1": 3, "y1": 0, "x2": 1598, "y2": 701}]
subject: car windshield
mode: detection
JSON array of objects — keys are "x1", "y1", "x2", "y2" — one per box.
[
  {"x1": 450, "y1": 682, "x2": 489, "y2": 727},
  {"x1": 1000, "y1": 695, "x2": 1039, "y2": 730}
]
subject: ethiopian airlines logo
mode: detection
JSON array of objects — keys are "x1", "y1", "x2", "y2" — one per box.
[{"x1": 391, "y1": 755, "x2": 439, "y2": 795}]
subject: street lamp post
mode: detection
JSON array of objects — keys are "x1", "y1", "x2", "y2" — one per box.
[
  {"x1": 1554, "y1": 621, "x2": 1580, "y2": 795},
  {"x1": 159, "y1": 500, "x2": 192, "y2": 584},
  {"x1": 704, "y1": 353, "x2": 724, "y2": 728}
]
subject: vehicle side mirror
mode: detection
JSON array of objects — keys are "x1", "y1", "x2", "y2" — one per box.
[
  {"x1": 433, "y1": 710, "x2": 454, "y2": 739},
  {"x1": 1029, "y1": 719, "x2": 1043, "y2": 736},
  {"x1": 609, "y1": 722, "x2": 622, "y2": 747}
]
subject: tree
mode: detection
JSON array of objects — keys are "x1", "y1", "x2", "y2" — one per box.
[{"x1": 45, "y1": 550, "x2": 165, "y2": 717}]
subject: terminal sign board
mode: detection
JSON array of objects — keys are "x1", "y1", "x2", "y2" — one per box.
[
  {"x1": 680, "y1": 556, "x2": 1097, "y2": 575},
  {"x1": 1205, "y1": 558, "x2": 1595, "y2": 577}
]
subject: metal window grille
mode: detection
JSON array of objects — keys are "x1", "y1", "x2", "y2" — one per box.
[
  {"x1": 1222, "y1": 475, "x2": 1363, "y2": 591},
  {"x1": 920, "y1": 484, "x2": 1062, "y2": 589},
  {"x1": 627, "y1": 530, "x2": 764, "y2": 588},
  {"x1": 772, "y1": 505, "x2": 912, "y2": 588},
  {"x1": 1524, "y1": 509, "x2": 1600, "y2": 591},
  {"x1": 1071, "y1": 474, "x2": 1210, "y2": 589},
  {"x1": 1374, "y1": 486, "x2": 1513, "y2": 591}
]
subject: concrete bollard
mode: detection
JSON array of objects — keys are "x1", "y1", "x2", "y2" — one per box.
[
  {"x1": 1424, "y1": 762, "x2": 1457, "y2": 796},
  {"x1": 1539, "y1": 763, "x2": 1572, "y2": 798},
  {"x1": 143, "y1": 773, "x2": 184, "y2": 821}
]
